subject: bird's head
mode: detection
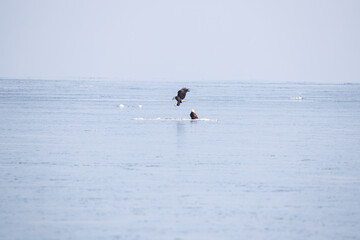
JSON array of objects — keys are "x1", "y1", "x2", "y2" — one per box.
[{"x1": 191, "y1": 109, "x2": 195, "y2": 113}]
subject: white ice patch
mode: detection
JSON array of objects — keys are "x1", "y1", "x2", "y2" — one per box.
[
  {"x1": 133, "y1": 118, "x2": 218, "y2": 122},
  {"x1": 290, "y1": 96, "x2": 304, "y2": 100}
]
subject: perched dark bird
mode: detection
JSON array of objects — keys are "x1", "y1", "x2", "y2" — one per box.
[
  {"x1": 190, "y1": 109, "x2": 198, "y2": 119},
  {"x1": 173, "y1": 88, "x2": 190, "y2": 106}
]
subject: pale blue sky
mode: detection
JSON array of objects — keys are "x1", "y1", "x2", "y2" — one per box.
[{"x1": 0, "y1": 0, "x2": 359, "y2": 83}]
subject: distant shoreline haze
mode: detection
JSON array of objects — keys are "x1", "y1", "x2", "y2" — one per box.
[{"x1": 0, "y1": 77, "x2": 358, "y2": 85}]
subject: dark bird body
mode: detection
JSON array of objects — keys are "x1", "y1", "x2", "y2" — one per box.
[
  {"x1": 190, "y1": 109, "x2": 198, "y2": 119},
  {"x1": 173, "y1": 88, "x2": 190, "y2": 106}
]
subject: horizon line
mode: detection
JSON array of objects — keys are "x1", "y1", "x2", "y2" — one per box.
[{"x1": 0, "y1": 76, "x2": 358, "y2": 85}]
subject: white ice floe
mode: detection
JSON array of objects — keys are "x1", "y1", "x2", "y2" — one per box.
[
  {"x1": 133, "y1": 118, "x2": 218, "y2": 122},
  {"x1": 291, "y1": 96, "x2": 304, "y2": 100},
  {"x1": 119, "y1": 104, "x2": 144, "y2": 109}
]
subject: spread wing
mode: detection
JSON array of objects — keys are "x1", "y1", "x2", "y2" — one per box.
[{"x1": 177, "y1": 88, "x2": 190, "y2": 100}]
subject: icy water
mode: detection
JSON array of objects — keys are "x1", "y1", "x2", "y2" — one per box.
[{"x1": 1, "y1": 79, "x2": 360, "y2": 240}]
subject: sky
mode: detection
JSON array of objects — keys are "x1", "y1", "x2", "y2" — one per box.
[{"x1": 0, "y1": 0, "x2": 359, "y2": 83}]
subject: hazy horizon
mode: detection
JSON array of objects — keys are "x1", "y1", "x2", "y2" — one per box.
[{"x1": 1, "y1": 0, "x2": 359, "y2": 83}]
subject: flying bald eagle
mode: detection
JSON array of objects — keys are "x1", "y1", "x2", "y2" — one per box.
[
  {"x1": 190, "y1": 109, "x2": 198, "y2": 119},
  {"x1": 173, "y1": 88, "x2": 190, "y2": 106}
]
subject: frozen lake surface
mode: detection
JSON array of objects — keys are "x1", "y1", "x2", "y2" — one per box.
[{"x1": 1, "y1": 79, "x2": 360, "y2": 240}]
